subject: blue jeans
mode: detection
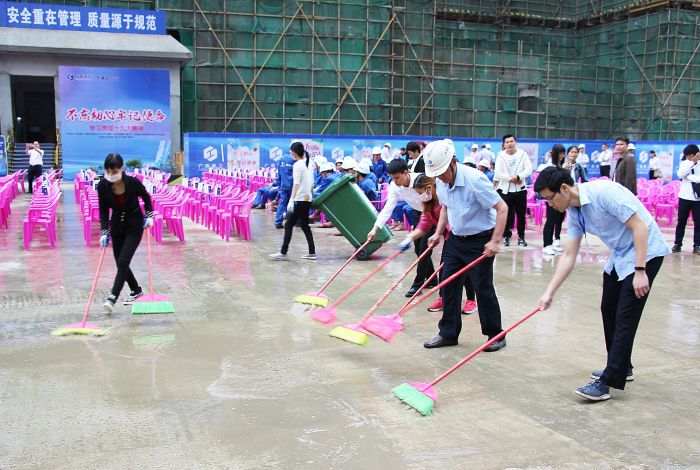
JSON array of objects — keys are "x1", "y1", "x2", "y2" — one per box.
[
  {"x1": 275, "y1": 190, "x2": 291, "y2": 225},
  {"x1": 253, "y1": 187, "x2": 271, "y2": 207},
  {"x1": 403, "y1": 205, "x2": 421, "y2": 228},
  {"x1": 391, "y1": 201, "x2": 407, "y2": 222}
]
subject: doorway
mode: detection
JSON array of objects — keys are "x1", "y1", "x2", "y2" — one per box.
[{"x1": 11, "y1": 76, "x2": 56, "y2": 143}]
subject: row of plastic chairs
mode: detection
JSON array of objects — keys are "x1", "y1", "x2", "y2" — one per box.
[
  {"x1": 0, "y1": 172, "x2": 25, "y2": 229},
  {"x1": 23, "y1": 174, "x2": 62, "y2": 250}
]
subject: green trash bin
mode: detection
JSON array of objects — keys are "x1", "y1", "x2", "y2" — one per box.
[{"x1": 312, "y1": 174, "x2": 392, "y2": 260}]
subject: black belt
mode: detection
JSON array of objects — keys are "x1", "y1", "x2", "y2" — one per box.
[{"x1": 452, "y1": 229, "x2": 493, "y2": 240}]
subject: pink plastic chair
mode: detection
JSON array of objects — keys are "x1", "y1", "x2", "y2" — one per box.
[{"x1": 232, "y1": 193, "x2": 257, "y2": 241}]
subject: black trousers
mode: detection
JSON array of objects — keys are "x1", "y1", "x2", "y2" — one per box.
[
  {"x1": 499, "y1": 189, "x2": 527, "y2": 239},
  {"x1": 648, "y1": 169, "x2": 658, "y2": 180},
  {"x1": 543, "y1": 205, "x2": 565, "y2": 246},
  {"x1": 674, "y1": 198, "x2": 700, "y2": 247},
  {"x1": 281, "y1": 201, "x2": 315, "y2": 255},
  {"x1": 439, "y1": 233, "x2": 502, "y2": 340},
  {"x1": 110, "y1": 223, "x2": 143, "y2": 298},
  {"x1": 599, "y1": 256, "x2": 663, "y2": 389},
  {"x1": 27, "y1": 164, "x2": 42, "y2": 193},
  {"x1": 437, "y1": 248, "x2": 475, "y2": 300},
  {"x1": 600, "y1": 165, "x2": 610, "y2": 178},
  {"x1": 411, "y1": 228, "x2": 436, "y2": 289}
]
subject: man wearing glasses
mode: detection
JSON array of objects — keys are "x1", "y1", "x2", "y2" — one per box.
[{"x1": 534, "y1": 166, "x2": 670, "y2": 402}]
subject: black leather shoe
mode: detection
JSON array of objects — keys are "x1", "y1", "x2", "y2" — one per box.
[
  {"x1": 518, "y1": 238, "x2": 527, "y2": 247},
  {"x1": 426, "y1": 280, "x2": 438, "y2": 289},
  {"x1": 504, "y1": 237, "x2": 511, "y2": 247},
  {"x1": 405, "y1": 286, "x2": 420, "y2": 298},
  {"x1": 671, "y1": 244, "x2": 681, "y2": 253},
  {"x1": 275, "y1": 223, "x2": 284, "y2": 229},
  {"x1": 423, "y1": 335, "x2": 458, "y2": 349},
  {"x1": 484, "y1": 338, "x2": 506, "y2": 352},
  {"x1": 694, "y1": 246, "x2": 700, "y2": 255}
]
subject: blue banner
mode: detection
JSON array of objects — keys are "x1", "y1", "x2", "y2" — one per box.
[
  {"x1": 0, "y1": 1, "x2": 165, "y2": 34},
  {"x1": 59, "y1": 66, "x2": 171, "y2": 178},
  {"x1": 0, "y1": 135, "x2": 6, "y2": 176},
  {"x1": 184, "y1": 133, "x2": 689, "y2": 180}
]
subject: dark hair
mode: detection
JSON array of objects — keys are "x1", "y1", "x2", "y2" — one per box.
[
  {"x1": 567, "y1": 145, "x2": 578, "y2": 155},
  {"x1": 683, "y1": 144, "x2": 699, "y2": 156},
  {"x1": 290, "y1": 142, "x2": 310, "y2": 167},
  {"x1": 534, "y1": 166, "x2": 574, "y2": 194},
  {"x1": 104, "y1": 153, "x2": 124, "y2": 170},
  {"x1": 406, "y1": 141, "x2": 421, "y2": 153},
  {"x1": 615, "y1": 136, "x2": 630, "y2": 144},
  {"x1": 387, "y1": 158, "x2": 408, "y2": 175},
  {"x1": 551, "y1": 144, "x2": 566, "y2": 167},
  {"x1": 502, "y1": 134, "x2": 516, "y2": 143},
  {"x1": 413, "y1": 173, "x2": 438, "y2": 213},
  {"x1": 649, "y1": 150, "x2": 656, "y2": 155}
]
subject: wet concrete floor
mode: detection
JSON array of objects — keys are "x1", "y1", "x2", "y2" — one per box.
[{"x1": 1, "y1": 184, "x2": 698, "y2": 469}]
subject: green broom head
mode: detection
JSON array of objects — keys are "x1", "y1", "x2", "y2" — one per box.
[
  {"x1": 131, "y1": 301, "x2": 175, "y2": 315},
  {"x1": 328, "y1": 324, "x2": 369, "y2": 346},
  {"x1": 294, "y1": 293, "x2": 330, "y2": 307},
  {"x1": 392, "y1": 382, "x2": 435, "y2": 416},
  {"x1": 51, "y1": 326, "x2": 107, "y2": 337}
]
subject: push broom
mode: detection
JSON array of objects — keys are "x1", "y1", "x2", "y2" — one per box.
[
  {"x1": 392, "y1": 306, "x2": 543, "y2": 416},
  {"x1": 52, "y1": 246, "x2": 108, "y2": 337},
  {"x1": 294, "y1": 240, "x2": 371, "y2": 307},
  {"x1": 311, "y1": 249, "x2": 404, "y2": 324},
  {"x1": 364, "y1": 254, "x2": 488, "y2": 342},
  {"x1": 329, "y1": 247, "x2": 436, "y2": 346},
  {"x1": 131, "y1": 228, "x2": 174, "y2": 315}
]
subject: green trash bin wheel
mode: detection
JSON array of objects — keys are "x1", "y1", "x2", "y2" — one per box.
[{"x1": 357, "y1": 249, "x2": 370, "y2": 261}]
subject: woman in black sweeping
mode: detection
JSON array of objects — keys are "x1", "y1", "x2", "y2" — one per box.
[{"x1": 97, "y1": 153, "x2": 154, "y2": 312}]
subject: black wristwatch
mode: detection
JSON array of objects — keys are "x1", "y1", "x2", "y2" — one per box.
[{"x1": 635, "y1": 266, "x2": 646, "y2": 272}]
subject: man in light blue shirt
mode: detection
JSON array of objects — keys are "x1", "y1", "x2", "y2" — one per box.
[
  {"x1": 423, "y1": 139, "x2": 509, "y2": 350},
  {"x1": 535, "y1": 166, "x2": 670, "y2": 402}
]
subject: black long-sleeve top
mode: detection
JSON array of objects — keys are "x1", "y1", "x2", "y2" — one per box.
[{"x1": 97, "y1": 174, "x2": 153, "y2": 233}]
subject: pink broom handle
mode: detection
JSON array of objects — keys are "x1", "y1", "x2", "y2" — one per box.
[
  {"x1": 80, "y1": 246, "x2": 108, "y2": 328},
  {"x1": 315, "y1": 239, "x2": 372, "y2": 295},
  {"x1": 394, "y1": 254, "x2": 488, "y2": 318},
  {"x1": 326, "y1": 250, "x2": 403, "y2": 309},
  {"x1": 145, "y1": 227, "x2": 155, "y2": 296},
  {"x1": 357, "y1": 247, "x2": 435, "y2": 324},
  {"x1": 396, "y1": 262, "x2": 444, "y2": 314},
  {"x1": 424, "y1": 307, "x2": 542, "y2": 389}
]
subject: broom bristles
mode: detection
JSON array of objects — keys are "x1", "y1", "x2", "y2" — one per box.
[
  {"x1": 328, "y1": 325, "x2": 369, "y2": 346},
  {"x1": 51, "y1": 326, "x2": 107, "y2": 337},
  {"x1": 310, "y1": 306, "x2": 336, "y2": 324},
  {"x1": 131, "y1": 301, "x2": 175, "y2": 315},
  {"x1": 363, "y1": 318, "x2": 400, "y2": 342},
  {"x1": 294, "y1": 294, "x2": 330, "y2": 307},
  {"x1": 392, "y1": 383, "x2": 435, "y2": 416}
]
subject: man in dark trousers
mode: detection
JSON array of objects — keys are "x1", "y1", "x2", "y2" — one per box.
[
  {"x1": 423, "y1": 138, "x2": 509, "y2": 351},
  {"x1": 535, "y1": 166, "x2": 670, "y2": 401},
  {"x1": 26, "y1": 141, "x2": 44, "y2": 193},
  {"x1": 613, "y1": 137, "x2": 637, "y2": 195}
]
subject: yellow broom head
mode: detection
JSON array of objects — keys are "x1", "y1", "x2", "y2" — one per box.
[
  {"x1": 328, "y1": 325, "x2": 369, "y2": 346},
  {"x1": 51, "y1": 327, "x2": 107, "y2": 337},
  {"x1": 294, "y1": 294, "x2": 330, "y2": 307}
]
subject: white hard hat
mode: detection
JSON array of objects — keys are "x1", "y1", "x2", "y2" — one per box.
[
  {"x1": 485, "y1": 143, "x2": 491, "y2": 149},
  {"x1": 578, "y1": 144, "x2": 585, "y2": 149},
  {"x1": 478, "y1": 159, "x2": 490, "y2": 168},
  {"x1": 464, "y1": 155, "x2": 476, "y2": 165},
  {"x1": 628, "y1": 143, "x2": 636, "y2": 150},
  {"x1": 315, "y1": 156, "x2": 328, "y2": 165},
  {"x1": 384, "y1": 142, "x2": 391, "y2": 148},
  {"x1": 356, "y1": 161, "x2": 371, "y2": 175},
  {"x1": 372, "y1": 146, "x2": 382, "y2": 154},
  {"x1": 335, "y1": 157, "x2": 344, "y2": 163},
  {"x1": 341, "y1": 156, "x2": 356, "y2": 170},
  {"x1": 321, "y1": 162, "x2": 335, "y2": 172},
  {"x1": 471, "y1": 144, "x2": 479, "y2": 149},
  {"x1": 423, "y1": 139, "x2": 456, "y2": 177},
  {"x1": 360, "y1": 157, "x2": 372, "y2": 167}
]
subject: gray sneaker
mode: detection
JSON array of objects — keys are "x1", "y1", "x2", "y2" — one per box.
[
  {"x1": 103, "y1": 295, "x2": 117, "y2": 313},
  {"x1": 591, "y1": 368, "x2": 634, "y2": 381},
  {"x1": 123, "y1": 288, "x2": 144, "y2": 305},
  {"x1": 301, "y1": 253, "x2": 317, "y2": 260},
  {"x1": 269, "y1": 252, "x2": 288, "y2": 261}
]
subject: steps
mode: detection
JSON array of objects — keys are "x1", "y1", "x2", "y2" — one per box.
[{"x1": 9, "y1": 143, "x2": 62, "y2": 174}]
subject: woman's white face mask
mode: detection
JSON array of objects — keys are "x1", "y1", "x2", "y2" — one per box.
[
  {"x1": 104, "y1": 171, "x2": 122, "y2": 183},
  {"x1": 417, "y1": 188, "x2": 432, "y2": 202}
]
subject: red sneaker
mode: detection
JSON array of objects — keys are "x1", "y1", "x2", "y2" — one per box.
[
  {"x1": 462, "y1": 299, "x2": 478, "y2": 315},
  {"x1": 427, "y1": 297, "x2": 443, "y2": 312}
]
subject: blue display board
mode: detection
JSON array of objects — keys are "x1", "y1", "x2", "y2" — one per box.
[
  {"x1": 59, "y1": 66, "x2": 171, "y2": 178},
  {"x1": 184, "y1": 133, "x2": 688, "y2": 180},
  {"x1": 0, "y1": 135, "x2": 6, "y2": 176},
  {"x1": 0, "y1": 1, "x2": 165, "y2": 34}
]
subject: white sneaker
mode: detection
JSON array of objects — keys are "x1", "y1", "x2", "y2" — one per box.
[
  {"x1": 543, "y1": 245, "x2": 557, "y2": 256},
  {"x1": 552, "y1": 244, "x2": 564, "y2": 253},
  {"x1": 553, "y1": 239, "x2": 561, "y2": 247},
  {"x1": 269, "y1": 252, "x2": 288, "y2": 261},
  {"x1": 103, "y1": 295, "x2": 116, "y2": 313},
  {"x1": 301, "y1": 253, "x2": 317, "y2": 260}
]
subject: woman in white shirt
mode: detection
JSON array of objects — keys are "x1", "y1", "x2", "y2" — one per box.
[
  {"x1": 270, "y1": 142, "x2": 316, "y2": 260},
  {"x1": 648, "y1": 151, "x2": 662, "y2": 180},
  {"x1": 672, "y1": 144, "x2": 700, "y2": 254}
]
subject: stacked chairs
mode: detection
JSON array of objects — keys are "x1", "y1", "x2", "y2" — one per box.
[
  {"x1": 526, "y1": 187, "x2": 546, "y2": 226},
  {"x1": 23, "y1": 177, "x2": 62, "y2": 250},
  {"x1": 0, "y1": 172, "x2": 23, "y2": 228}
]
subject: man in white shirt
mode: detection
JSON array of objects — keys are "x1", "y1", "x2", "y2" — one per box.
[
  {"x1": 464, "y1": 144, "x2": 479, "y2": 167},
  {"x1": 577, "y1": 144, "x2": 589, "y2": 169},
  {"x1": 493, "y1": 134, "x2": 533, "y2": 247},
  {"x1": 480, "y1": 144, "x2": 495, "y2": 165},
  {"x1": 598, "y1": 143, "x2": 612, "y2": 177},
  {"x1": 27, "y1": 141, "x2": 44, "y2": 194},
  {"x1": 380, "y1": 142, "x2": 392, "y2": 163}
]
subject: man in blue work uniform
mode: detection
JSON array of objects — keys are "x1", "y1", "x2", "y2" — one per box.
[
  {"x1": 535, "y1": 166, "x2": 670, "y2": 401},
  {"x1": 424, "y1": 139, "x2": 509, "y2": 350},
  {"x1": 355, "y1": 160, "x2": 379, "y2": 202},
  {"x1": 313, "y1": 162, "x2": 338, "y2": 198},
  {"x1": 370, "y1": 146, "x2": 388, "y2": 184},
  {"x1": 275, "y1": 153, "x2": 295, "y2": 228}
]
